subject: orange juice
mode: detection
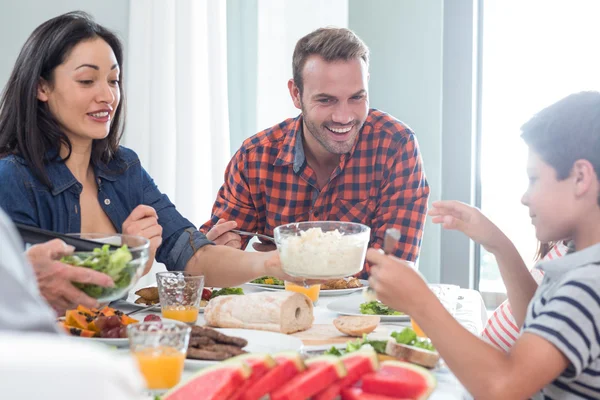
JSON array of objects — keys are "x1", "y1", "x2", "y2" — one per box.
[
  {"x1": 284, "y1": 281, "x2": 321, "y2": 302},
  {"x1": 162, "y1": 305, "x2": 199, "y2": 324},
  {"x1": 133, "y1": 346, "x2": 185, "y2": 390},
  {"x1": 411, "y1": 318, "x2": 427, "y2": 338}
]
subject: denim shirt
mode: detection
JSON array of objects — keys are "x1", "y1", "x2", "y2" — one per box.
[{"x1": 0, "y1": 146, "x2": 212, "y2": 271}]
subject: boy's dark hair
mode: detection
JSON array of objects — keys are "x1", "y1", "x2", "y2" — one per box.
[
  {"x1": 521, "y1": 91, "x2": 600, "y2": 182},
  {"x1": 292, "y1": 27, "x2": 369, "y2": 96},
  {"x1": 0, "y1": 11, "x2": 126, "y2": 189}
]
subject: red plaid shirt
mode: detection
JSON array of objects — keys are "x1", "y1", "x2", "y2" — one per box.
[{"x1": 201, "y1": 109, "x2": 429, "y2": 277}]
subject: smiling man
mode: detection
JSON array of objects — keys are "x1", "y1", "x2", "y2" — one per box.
[{"x1": 202, "y1": 28, "x2": 430, "y2": 277}]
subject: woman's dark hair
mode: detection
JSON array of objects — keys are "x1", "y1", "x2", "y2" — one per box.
[{"x1": 0, "y1": 11, "x2": 126, "y2": 188}]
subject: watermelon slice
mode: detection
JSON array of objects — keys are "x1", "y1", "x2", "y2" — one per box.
[
  {"x1": 163, "y1": 361, "x2": 250, "y2": 400},
  {"x1": 228, "y1": 353, "x2": 276, "y2": 400},
  {"x1": 240, "y1": 352, "x2": 305, "y2": 400},
  {"x1": 313, "y1": 348, "x2": 379, "y2": 400},
  {"x1": 341, "y1": 387, "x2": 412, "y2": 400},
  {"x1": 270, "y1": 355, "x2": 347, "y2": 400},
  {"x1": 361, "y1": 361, "x2": 436, "y2": 400}
]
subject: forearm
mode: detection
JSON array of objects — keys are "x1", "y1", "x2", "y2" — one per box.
[
  {"x1": 184, "y1": 245, "x2": 269, "y2": 287},
  {"x1": 413, "y1": 298, "x2": 517, "y2": 399},
  {"x1": 488, "y1": 235, "x2": 538, "y2": 326}
]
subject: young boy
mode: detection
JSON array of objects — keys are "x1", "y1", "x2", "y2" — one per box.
[{"x1": 367, "y1": 91, "x2": 600, "y2": 399}]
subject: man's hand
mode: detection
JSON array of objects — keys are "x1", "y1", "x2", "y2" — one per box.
[
  {"x1": 428, "y1": 200, "x2": 509, "y2": 254},
  {"x1": 123, "y1": 205, "x2": 162, "y2": 274},
  {"x1": 206, "y1": 219, "x2": 242, "y2": 249},
  {"x1": 26, "y1": 239, "x2": 115, "y2": 315},
  {"x1": 366, "y1": 248, "x2": 433, "y2": 316}
]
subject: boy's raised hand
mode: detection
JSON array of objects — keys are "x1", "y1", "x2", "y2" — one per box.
[
  {"x1": 366, "y1": 249, "x2": 433, "y2": 316},
  {"x1": 428, "y1": 200, "x2": 508, "y2": 253}
]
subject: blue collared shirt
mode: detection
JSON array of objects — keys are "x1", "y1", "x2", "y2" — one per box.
[{"x1": 0, "y1": 146, "x2": 212, "y2": 271}]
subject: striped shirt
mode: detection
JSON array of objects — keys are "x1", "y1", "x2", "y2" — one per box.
[
  {"x1": 523, "y1": 242, "x2": 600, "y2": 399},
  {"x1": 482, "y1": 242, "x2": 570, "y2": 351},
  {"x1": 201, "y1": 109, "x2": 430, "y2": 278}
]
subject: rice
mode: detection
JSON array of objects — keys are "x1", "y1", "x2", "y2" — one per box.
[{"x1": 278, "y1": 227, "x2": 369, "y2": 278}]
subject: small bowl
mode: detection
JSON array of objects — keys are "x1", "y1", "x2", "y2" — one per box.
[
  {"x1": 274, "y1": 221, "x2": 370, "y2": 279},
  {"x1": 62, "y1": 233, "x2": 150, "y2": 302}
]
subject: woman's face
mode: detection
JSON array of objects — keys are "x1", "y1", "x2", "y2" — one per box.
[{"x1": 37, "y1": 37, "x2": 120, "y2": 145}]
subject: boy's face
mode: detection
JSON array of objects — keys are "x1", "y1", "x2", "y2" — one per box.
[{"x1": 521, "y1": 149, "x2": 577, "y2": 243}]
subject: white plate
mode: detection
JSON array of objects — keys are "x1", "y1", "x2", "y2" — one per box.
[
  {"x1": 245, "y1": 280, "x2": 368, "y2": 297},
  {"x1": 326, "y1": 294, "x2": 410, "y2": 321},
  {"x1": 184, "y1": 328, "x2": 304, "y2": 370}
]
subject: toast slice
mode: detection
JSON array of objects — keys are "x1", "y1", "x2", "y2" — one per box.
[
  {"x1": 333, "y1": 315, "x2": 381, "y2": 337},
  {"x1": 385, "y1": 338, "x2": 440, "y2": 369}
]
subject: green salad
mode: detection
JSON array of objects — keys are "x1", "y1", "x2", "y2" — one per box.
[
  {"x1": 324, "y1": 327, "x2": 435, "y2": 356},
  {"x1": 61, "y1": 244, "x2": 133, "y2": 298},
  {"x1": 210, "y1": 287, "x2": 244, "y2": 299},
  {"x1": 391, "y1": 327, "x2": 436, "y2": 351},
  {"x1": 359, "y1": 301, "x2": 403, "y2": 316},
  {"x1": 251, "y1": 276, "x2": 285, "y2": 286}
]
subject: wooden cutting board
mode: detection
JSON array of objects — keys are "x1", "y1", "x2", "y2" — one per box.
[{"x1": 291, "y1": 324, "x2": 389, "y2": 345}]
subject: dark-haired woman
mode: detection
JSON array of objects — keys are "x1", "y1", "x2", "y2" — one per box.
[{"x1": 0, "y1": 12, "x2": 286, "y2": 313}]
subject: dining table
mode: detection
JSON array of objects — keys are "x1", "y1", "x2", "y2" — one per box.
[{"x1": 114, "y1": 283, "x2": 487, "y2": 400}]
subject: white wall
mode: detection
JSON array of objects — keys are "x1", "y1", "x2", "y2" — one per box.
[
  {"x1": 349, "y1": 0, "x2": 445, "y2": 283},
  {"x1": 0, "y1": 0, "x2": 129, "y2": 91}
]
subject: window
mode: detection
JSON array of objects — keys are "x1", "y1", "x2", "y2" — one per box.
[{"x1": 478, "y1": 0, "x2": 600, "y2": 303}]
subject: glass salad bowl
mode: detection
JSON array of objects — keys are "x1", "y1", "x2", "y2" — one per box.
[{"x1": 61, "y1": 233, "x2": 150, "y2": 302}]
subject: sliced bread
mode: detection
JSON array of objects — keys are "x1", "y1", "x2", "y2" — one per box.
[
  {"x1": 385, "y1": 339, "x2": 440, "y2": 369},
  {"x1": 333, "y1": 315, "x2": 381, "y2": 337}
]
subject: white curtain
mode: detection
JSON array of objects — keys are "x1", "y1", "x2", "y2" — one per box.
[
  {"x1": 255, "y1": 0, "x2": 348, "y2": 130},
  {"x1": 124, "y1": 0, "x2": 230, "y2": 228}
]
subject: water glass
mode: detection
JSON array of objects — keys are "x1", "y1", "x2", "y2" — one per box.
[
  {"x1": 156, "y1": 272, "x2": 204, "y2": 324},
  {"x1": 128, "y1": 321, "x2": 191, "y2": 391}
]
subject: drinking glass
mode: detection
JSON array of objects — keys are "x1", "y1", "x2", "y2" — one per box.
[
  {"x1": 156, "y1": 272, "x2": 204, "y2": 324},
  {"x1": 128, "y1": 321, "x2": 191, "y2": 391}
]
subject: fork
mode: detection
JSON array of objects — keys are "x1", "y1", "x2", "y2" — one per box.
[{"x1": 231, "y1": 229, "x2": 275, "y2": 243}]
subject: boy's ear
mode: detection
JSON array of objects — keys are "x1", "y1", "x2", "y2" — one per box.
[
  {"x1": 37, "y1": 78, "x2": 51, "y2": 102},
  {"x1": 572, "y1": 159, "x2": 597, "y2": 197}
]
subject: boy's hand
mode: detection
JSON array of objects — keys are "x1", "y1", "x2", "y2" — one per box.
[
  {"x1": 428, "y1": 200, "x2": 508, "y2": 254},
  {"x1": 366, "y1": 249, "x2": 433, "y2": 316}
]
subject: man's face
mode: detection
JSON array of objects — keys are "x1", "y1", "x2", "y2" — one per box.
[{"x1": 291, "y1": 55, "x2": 369, "y2": 155}]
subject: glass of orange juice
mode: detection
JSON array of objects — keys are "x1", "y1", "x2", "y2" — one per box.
[
  {"x1": 284, "y1": 281, "x2": 321, "y2": 304},
  {"x1": 128, "y1": 320, "x2": 191, "y2": 392},
  {"x1": 411, "y1": 318, "x2": 427, "y2": 338},
  {"x1": 156, "y1": 272, "x2": 204, "y2": 324}
]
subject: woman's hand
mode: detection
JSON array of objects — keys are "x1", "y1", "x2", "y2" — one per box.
[
  {"x1": 428, "y1": 200, "x2": 509, "y2": 254},
  {"x1": 123, "y1": 205, "x2": 162, "y2": 274},
  {"x1": 27, "y1": 239, "x2": 114, "y2": 315}
]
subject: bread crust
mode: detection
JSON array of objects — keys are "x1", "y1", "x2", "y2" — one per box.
[
  {"x1": 333, "y1": 315, "x2": 381, "y2": 336},
  {"x1": 384, "y1": 339, "x2": 440, "y2": 369}
]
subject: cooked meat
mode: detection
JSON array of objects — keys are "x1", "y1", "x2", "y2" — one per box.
[
  {"x1": 189, "y1": 336, "x2": 215, "y2": 348},
  {"x1": 190, "y1": 325, "x2": 248, "y2": 347},
  {"x1": 321, "y1": 278, "x2": 363, "y2": 290},
  {"x1": 187, "y1": 348, "x2": 231, "y2": 361},
  {"x1": 202, "y1": 344, "x2": 247, "y2": 356},
  {"x1": 134, "y1": 287, "x2": 159, "y2": 301},
  {"x1": 346, "y1": 277, "x2": 362, "y2": 288}
]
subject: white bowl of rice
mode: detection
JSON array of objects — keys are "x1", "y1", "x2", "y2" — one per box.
[{"x1": 274, "y1": 221, "x2": 370, "y2": 279}]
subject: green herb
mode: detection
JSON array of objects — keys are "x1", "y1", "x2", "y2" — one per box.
[
  {"x1": 324, "y1": 346, "x2": 343, "y2": 356},
  {"x1": 391, "y1": 328, "x2": 436, "y2": 352},
  {"x1": 250, "y1": 276, "x2": 285, "y2": 286},
  {"x1": 61, "y1": 244, "x2": 133, "y2": 298},
  {"x1": 210, "y1": 287, "x2": 244, "y2": 299},
  {"x1": 345, "y1": 334, "x2": 387, "y2": 354},
  {"x1": 359, "y1": 301, "x2": 403, "y2": 316}
]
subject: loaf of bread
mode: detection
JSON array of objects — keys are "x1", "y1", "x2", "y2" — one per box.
[
  {"x1": 204, "y1": 291, "x2": 314, "y2": 334},
  {"x1": 385, "y1": 339, "x2": 440, "y2": 369}
]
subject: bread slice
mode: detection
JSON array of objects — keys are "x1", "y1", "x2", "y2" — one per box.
[
  {"x1": 333, "y1": 315, "x2": 381, "y2": 337},
  {"x1": 385, "y1": 339, "x2": 440, "y2": 369}
]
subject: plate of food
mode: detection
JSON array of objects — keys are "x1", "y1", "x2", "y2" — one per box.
[
  {"x1": 184, "y1": 326, "x2": 304, "y2": 369},
  {"x1": 326, "y1": 294, "x2": 410, "y2": 322},
  {"x1": 247, "y1": 277, "x2": 368, "y2": 296}
]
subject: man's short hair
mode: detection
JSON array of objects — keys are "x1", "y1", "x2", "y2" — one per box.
[
  {"x1": 521, "y1": 91, "x2": 600, "y2": 180},
  {"x1": 292, "y1": 27, "x2": 369, "y2": 95}
]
